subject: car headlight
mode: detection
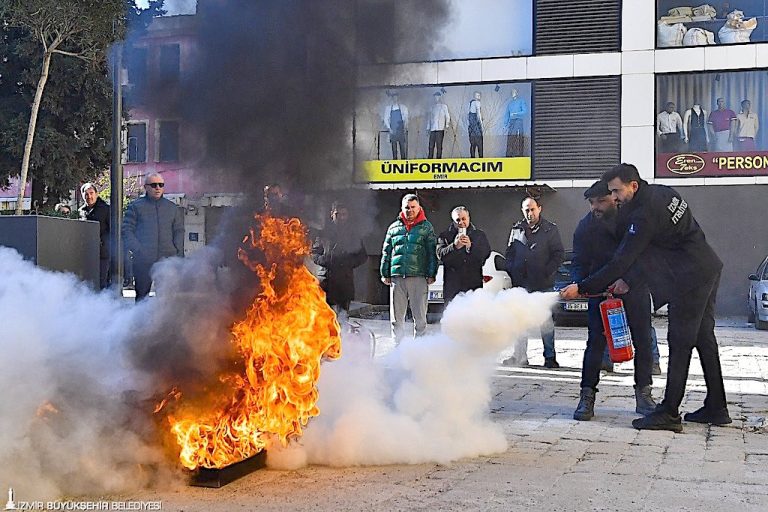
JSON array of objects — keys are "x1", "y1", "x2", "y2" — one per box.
[{"x1": 763, "y1": 293, "x2": 768, "y2": 301}]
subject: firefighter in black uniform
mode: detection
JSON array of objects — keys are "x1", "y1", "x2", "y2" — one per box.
[
  {"x1": 571, "y1": 180, "x2": 656, "y2": 421},
  {"x1": 560, "y1": 163, "x2": 730, "y2": 432}
]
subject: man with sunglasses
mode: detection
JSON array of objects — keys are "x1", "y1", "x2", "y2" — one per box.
[{"x1": 122, "y1": 172, "x2": 185, "y2": 301}]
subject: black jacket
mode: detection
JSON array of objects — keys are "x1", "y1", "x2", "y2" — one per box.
[
  {"x1": 578, "y1": 181, "x2": 722, "y2": 306},
  {"x1": 311, "y1": 223, "x2": 367, "y2": 307},
  {"x1": 436, "y1": 223, "x2": 492, "y2": 304},
  {"x1": 505, "y1": 218, "x2": 565, "y2": 292},
  {"x1": 79, "y1": 197, "x2": 110, "y2": 260},
  {"x1": 571, "y1": 212, "x2": 617, "y2": 282}
]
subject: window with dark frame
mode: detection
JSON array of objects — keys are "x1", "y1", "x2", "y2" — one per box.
[
  {"x1": 127, "y1": 123, "x2": 147, "y2": 163},
  {"x1": 126, "y1": 47, "x2": 148, "y2": 96},
  {"x1": 158, "y1": 44, "x2": 181, "y2": 83},
  {"x1": 158, "y1": 121, "x2": 180, "y2": 163}
]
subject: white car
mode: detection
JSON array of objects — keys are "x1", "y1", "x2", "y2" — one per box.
[
  {"x1": 748, "y1": 254, "x2": 768, "y2": 330},
  {"x1": 428, "y1": 251, "x2": 512, "y2": 308}
]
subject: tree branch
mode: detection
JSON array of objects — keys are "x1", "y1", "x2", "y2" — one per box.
[{"x1": 51, "y1": 49, "x2": 91, "y2": 62}]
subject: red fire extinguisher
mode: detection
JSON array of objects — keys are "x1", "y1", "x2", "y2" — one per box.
[{"x1": 599, "y1": 295, "x2": 634, "y2": 363}]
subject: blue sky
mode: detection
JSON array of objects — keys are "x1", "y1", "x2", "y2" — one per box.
[{"x1": 136, "y1": 0, "x2": 197, "y2": 15}]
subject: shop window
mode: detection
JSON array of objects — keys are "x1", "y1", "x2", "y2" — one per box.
[
  {"x1": 356, "y1": 0, "x2": 532, "y2": 63},
  {"x1": 655, "y1": 70, "x2": 767, "y2": 178},
  {"x1": 656, "y1": 1, "x2": 767, "y2": 48},
  {"x1": 353, "y1": 82, "x2": 533, "y2": 184}
]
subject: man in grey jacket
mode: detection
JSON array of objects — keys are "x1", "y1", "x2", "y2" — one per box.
[{"x1": 122, "y1": 172, "x2": 184, "y2": 301}]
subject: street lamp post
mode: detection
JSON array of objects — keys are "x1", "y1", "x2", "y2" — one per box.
[{"x1": 110, "y1": 43, "x2": 124, "y2": 293}]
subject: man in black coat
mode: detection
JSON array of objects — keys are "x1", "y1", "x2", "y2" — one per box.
[
  {"x1": 561, "y1": 163, "x2": 730, "y2": 432},
  {"x1": 311, "y1": 201, "x2": 368, "y2": 314},
  {"x1": 79, "y1": 182, "x2": 111, "y2": 289},
  {"x1": 571, "y1": 180, "x2": 656, "y2": 421},
  {"x1": 436, "y1": 206, "x2": 491, "y2": 304},
  {"x1": 505, "y1": 196, "x2": 565, "y2": 368}
]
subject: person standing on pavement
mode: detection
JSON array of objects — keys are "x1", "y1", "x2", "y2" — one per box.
[
  {"x1": 570, "y1": 180, "x2": 656, "y2": 421},
  {"x1": 380, "y1": 193, "x2": 438, "y2": 344},
  {"x1": 561, "y1": 163, "x2": 730, "y2": 432},
  {"x1": 79, "y1": 183, "x2": 111, "y2": 289},
  {"x1": 504, "y1": 196, "x2": 565, "y2": 368},
  {"x1": 436, "y1": 206, "x2": 491, "y2": 304},
  {"x1": 122, "y1": 173, "x2": 185, "y2": 302},
  {"x1": 312, "y1": 201, "x2": 368, "y2": 315}
]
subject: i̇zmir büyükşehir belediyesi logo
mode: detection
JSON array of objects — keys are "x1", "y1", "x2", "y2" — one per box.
[{"x1": 5, "y1": 487, "x2": 17, "y2": 510}]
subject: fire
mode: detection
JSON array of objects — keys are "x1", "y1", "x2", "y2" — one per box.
[{"x1": 164, "y1": 213, "x2": 341, "y2": 470}]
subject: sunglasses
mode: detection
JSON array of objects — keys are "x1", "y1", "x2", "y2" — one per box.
[{"x1": 146, "y1": 182, "x2": 165, "y2": 189}]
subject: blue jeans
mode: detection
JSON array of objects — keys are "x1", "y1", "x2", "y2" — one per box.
[{"x1": 541, "y1": 313, "x2": 555, "y2": 359}]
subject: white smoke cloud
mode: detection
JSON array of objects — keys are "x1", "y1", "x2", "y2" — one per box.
[
  {"x1": 0, "y1": 247, "x2": 236, "y2": 499},
  {"x1": 267, "y1": 287, "x2": 557, "y2": 468},
  {"x1": 0, "y1": 242, "x2": 558, "y2": 494}
]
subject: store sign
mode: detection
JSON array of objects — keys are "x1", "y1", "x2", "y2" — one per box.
[
  {"x1": 358, "y1": 157, "x2": 531, "y2": 183},
  {"x1": 656, "y1": 151, "x2": 768, "y2": 177}
]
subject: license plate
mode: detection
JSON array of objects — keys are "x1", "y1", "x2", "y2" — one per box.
[
  {"x1": 565, "y1": 302, "x2": 588, "y2": 311},
  {"x1": 429, "y1": 290, "x2": 443, "y2": 301}
]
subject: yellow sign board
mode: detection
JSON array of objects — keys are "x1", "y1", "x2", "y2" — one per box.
[{"x1": 357, "y1": 157, "x2": 532, "y2": 183}]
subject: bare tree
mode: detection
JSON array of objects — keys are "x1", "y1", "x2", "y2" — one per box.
[{"x1": 2, "y1": 0, "x2": 126, "y2": 214}]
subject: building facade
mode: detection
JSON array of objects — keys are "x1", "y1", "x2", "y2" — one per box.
[
  {"x1": 6, "y1": 1, "x2": 759, "y2": 314},
  {"x1": 352, "y1": 0, "x2": 768, "y2": 316}
]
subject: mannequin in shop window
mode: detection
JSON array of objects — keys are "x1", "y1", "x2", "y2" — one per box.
[
  {"x1": 468, "y1": 91, "x2": 483, "y2": 158},
  {"x1": 736, "y1": 99, "x2": 759, "y2": 151},
  {"x1": 426, "y1": 92, "x2": 451, "y2": 159},
  {"x1": 707, "y1": 98, "x2": 737, "y2": 152},
  {"x1": 656, "y1": 101, "x2": 684, "y2": 153},
  {"x1": 383, "y1": 92, "x2": 409, "y2": 160},
  {"x1": 683, "y1": 102, "x2": 709, "y2": 152},
  {"x1": 505, "y1": 88, "x2": 528, "y2": 157}
]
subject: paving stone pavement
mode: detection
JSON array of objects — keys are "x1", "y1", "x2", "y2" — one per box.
[{"x1": 121, "y1": 319, "x2": 768, "y2": 512}]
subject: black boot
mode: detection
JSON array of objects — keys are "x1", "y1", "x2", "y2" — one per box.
[
  {"x1": 684, "y1": 406, "x2": 732, "y2": 425},
  {"x1": 544, "y1": 357, "x2": 560, "y2": 369},
  {"x1": 635, "y1": 385, "x2": 656, "y2": 415},
  {"x1": 573, "y1": 387, "x2": 596, "y2": 421},
  {"x1": 632, "y1": 409, "x2": 683, "y2": 432}
]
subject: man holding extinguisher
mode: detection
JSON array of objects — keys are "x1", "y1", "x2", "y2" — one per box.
[
  {"x1": 561, "y1": 163, "x2": 730, "y2": 432},
  {"x1": 571, "y1": 180, "x2": 656, "y2": 421}
]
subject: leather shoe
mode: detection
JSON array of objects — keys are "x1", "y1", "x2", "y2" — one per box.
[
  {"x1": 684, "y1": 406, "x2": 732, "y2": 425},
  {"x1": 632, "y1": 410, "x2": 683, "y2": 432},
  {"x1": 544, "y1": 357, "x2": 560, "y2": 369}
]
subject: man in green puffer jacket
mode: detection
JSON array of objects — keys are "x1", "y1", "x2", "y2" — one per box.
[{"x1": 380, "y1": 193, "x2": 438, "y2": 344}]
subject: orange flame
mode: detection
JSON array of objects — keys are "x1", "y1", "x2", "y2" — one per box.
[{"x1": 165, "y1": 213, "x2": 341, "y2": 470}]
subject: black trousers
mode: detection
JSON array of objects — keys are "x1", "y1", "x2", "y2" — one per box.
[
  {"x1": 390, "y1": 138, "x2": 407, "y2": 160},
  {"x1": 660, "y1": 272, "x2": 727, "y2": 415},
  {"x1": 133, "y1": 259, "x2": 155, "y2": 302},
  {"x1": 581, "y1": 285, "x2": 654, "y2": 390},
  {"x1": 99, "y1": 258, "x2": 111, "y2": 290},
  {"x1": 428, "y1": 130, "x2": 445, "y2": 158},
  {"x1": 659, "y1": 133, "x2": 681, "y2": 153},
  {"x1": 469, "y1": 135, "x2": 483, "y2": 158}
]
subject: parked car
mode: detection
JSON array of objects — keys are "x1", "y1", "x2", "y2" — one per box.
[
  {"x1": 748, "y1": 254, "x2": 768, "y2": 330},
  {"x1": 427, "y1": 251, "x2": 512, "y2": 318},
  {"x1": 552, "y1": 251, "x2": 588, "y2": 325}
]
